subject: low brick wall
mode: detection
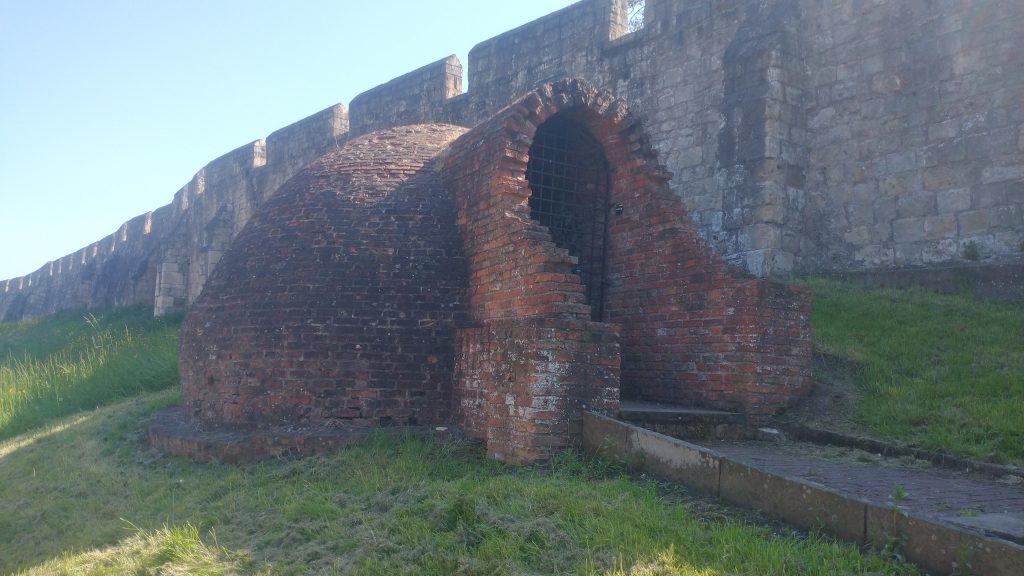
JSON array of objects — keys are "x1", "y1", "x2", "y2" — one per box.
[{"x1": 454, "y1": 319, "x2": 620, "y2": 464}]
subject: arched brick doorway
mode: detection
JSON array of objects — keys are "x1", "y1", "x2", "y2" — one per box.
[
  {"x1": 525, "y1": 113, "x2": 611, "y2": 321},
  {"x1": 444, "y1": 79, "x2": 812, "y2": 463}
]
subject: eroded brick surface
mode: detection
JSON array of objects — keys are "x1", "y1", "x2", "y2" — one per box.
[{"x1": 179, "y1": 124, "x2": 469, "y2": 430}]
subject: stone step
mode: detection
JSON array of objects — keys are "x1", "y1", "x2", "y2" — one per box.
[
  {"x1": 618, "y1": 400, "x2": 745, "y2": 440},
  {"x1": 619, "y1": 400, "x2": 743, "y2": 423}
]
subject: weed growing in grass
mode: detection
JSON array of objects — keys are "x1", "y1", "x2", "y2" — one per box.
[
  {"x1": 961, "y1": 241, "x2": 981, "y2": 261},
  {"x1": 798, "y1": 278, "x2": 1024, "y2": 465},
  {"x1": 0, "y1": 306, "x2": 182, "y2": 439},
  {"x1": 1, "y1": 390, "x2": 920, "y2": 575}
]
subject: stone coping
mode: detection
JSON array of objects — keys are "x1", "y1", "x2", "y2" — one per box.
[
  {"x1": 783, "y1": 423, "x2": 1024, "y2": 480},
  {"x1": 582, "y1": 411, "x2": 1024, "y2": 576}
]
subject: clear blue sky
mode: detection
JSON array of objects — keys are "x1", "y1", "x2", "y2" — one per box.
[{"x1": 0, "y1": 0, "x2": 575, "y2": 280}]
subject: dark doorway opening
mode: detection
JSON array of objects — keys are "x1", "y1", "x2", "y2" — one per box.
[{"x1": 526, "y1": 114, "x2": 611, "y2": 321}]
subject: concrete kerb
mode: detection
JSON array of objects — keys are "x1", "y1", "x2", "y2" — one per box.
[
  {"x1": 581, "y1": 411, "x2": 721, "y2": 495},
  {"x1": 718, "y1": 459, "x2": 869, "y2": 544},
  {"x1": 581, "y1": 411, "x2": 1024, "y2": 576},
  {"x1": 866, "y1": 503, "x2": 1024, "y2": 576}
]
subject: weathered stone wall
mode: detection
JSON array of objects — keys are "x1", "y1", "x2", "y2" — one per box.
[
  {"x1": 342, "y1": 0, "x2": 1023, "y2": 276},
  {"x1": 0, "y1": 104, "x2": 349, "y2": 321},
  {"x1": 798, "y1": 0, "x2": 1024, "y2": 271},
  {"x1": 0, "y1": 209, "x2": 166, "y2": 322},
  {"x1": 3, "y1": 0, "x2": 1021, "y2": 322}
]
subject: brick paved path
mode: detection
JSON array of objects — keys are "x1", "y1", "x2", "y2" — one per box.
[{"x1": 703, "y1": 440, "x2": 1024, "y2": 543}]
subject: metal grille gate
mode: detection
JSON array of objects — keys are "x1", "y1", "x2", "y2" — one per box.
[{"x1": 526, "y1": 116, "x2": 611, "y2": 321}]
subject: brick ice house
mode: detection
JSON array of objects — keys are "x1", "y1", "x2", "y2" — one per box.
[
  {"x1": 151, "y1": 80, "x2": 812, "y2": 464},
  {"x1": 8, "y1": 0, "x2": 1020, "y2": 462}
]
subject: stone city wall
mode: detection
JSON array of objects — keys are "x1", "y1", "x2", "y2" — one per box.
[
  {"x1": 2, "y1": 0, "x2": 1021, "y2": 321},
  {"x1": 799, "y1": 0, "x2": 1024, "y2": 270},
  {"x1": 1, "y1": 103, "x2": 348, "y2": 321}
]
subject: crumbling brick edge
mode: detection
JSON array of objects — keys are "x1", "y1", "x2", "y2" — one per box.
[{"x1": 581, "y1": 411, "x2": 1024, "y2": 576}]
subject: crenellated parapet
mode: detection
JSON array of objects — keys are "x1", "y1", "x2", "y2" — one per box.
[
  {"x1": 1, "y1": 103, "x2": 350, "y2": 321},
  {"x1": 154, "y1": 104, "x2": 350, "y2": 316},
  {"x1": 3, "y1": 0, "x2": 1022, "y2": 321},
  {"x1": 349, "y1": 56, "x2": 463, "y2": 136}
]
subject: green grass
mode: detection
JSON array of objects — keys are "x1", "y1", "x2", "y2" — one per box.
[
  {"x1": 25, "y1": 522, "x2": 255, "y2": 576},
  {"x1": 0, "y1": 306, "x2": 182, "y2": 441},
  {"x1": 0, "y1": 390, "x2": 917, "y2": 575},
  {"x1": 802, "y1": 277, "x2": 1024, "y2": 465},
  {"x1": 3, "y1": 285, "x2": 1016, "y2": 574}
]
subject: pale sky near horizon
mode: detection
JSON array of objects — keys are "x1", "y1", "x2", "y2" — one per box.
[{"x1": 0, "y1": 0, "x2": 577, "y2": 280}]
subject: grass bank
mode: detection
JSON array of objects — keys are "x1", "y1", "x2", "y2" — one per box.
[
  {"x1": 1, "y1": 390, "x2": 917, "y2": 575},
  {"x1": 799, "y1": 278, "x2": 1024, "y2": 465},
  {"x1": 0, "y1": 306, "x2": 181, "y2": 441},
  {"x1": 3, "y1": 282, "x2": 1015, "y2": 573}
]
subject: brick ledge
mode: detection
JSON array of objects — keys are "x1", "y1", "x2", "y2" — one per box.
[{"x1": 149, "y1": 406, "x2": 459, "y2": 464}]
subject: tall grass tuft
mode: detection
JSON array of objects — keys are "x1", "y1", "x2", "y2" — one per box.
[
  {"x1": 0, "y1": 306, "x2": 181, "y2": 440},
  {"x1": 24, "y1": 523, "x2": 255, "y2": 576}
]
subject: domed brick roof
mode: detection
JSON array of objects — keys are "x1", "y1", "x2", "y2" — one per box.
[{"x1": 179, "y1": 124, "x2": 469, "y2": 429}]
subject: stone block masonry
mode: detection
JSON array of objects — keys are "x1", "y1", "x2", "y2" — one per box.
[
  {"x1": 3, "y1": 0, "x2": 1021, "y2": 321},
  {"x1": 2, "y1": 103, "x2": 349, "y2": 321},
  {"x1": 800, "y1": 0, "x2": 1024, "y2": 271}
]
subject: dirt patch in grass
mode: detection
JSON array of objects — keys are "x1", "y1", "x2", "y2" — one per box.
[{"x1": 779, "y1": 352, "x2": 865, "y2": 436}]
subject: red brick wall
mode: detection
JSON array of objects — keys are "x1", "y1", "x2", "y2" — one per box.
[
  {"x1": 444, "y1": 82, "x2": 627, "y2": 462},
  {"x1": 179, "y1": 124, "x2": 469, "y2": 429},
  {"x1": 453, "y1": 319, "x2": 619, "y2": 463},
  {"x1": 445, "y1": 80, "x2": 812, "y2": 454},
  {"x1": 175, "y1": 80, "x2": 811, "y2": 464},
  {"x1": 598, "y1": 118, "x2": 813, "y2": 419}
]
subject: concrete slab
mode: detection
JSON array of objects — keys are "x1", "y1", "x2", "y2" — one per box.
[{"x1": 943, "y1": 512, "x2": 1024, "y2": 544}]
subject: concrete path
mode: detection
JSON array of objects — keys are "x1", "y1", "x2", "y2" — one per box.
[
  {"x1": 582, "y1": 412, "x2": 1024, "y2": 575},
  {"x1": 703, "y1": 439, "x2": 1024, "y2": 545}
]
